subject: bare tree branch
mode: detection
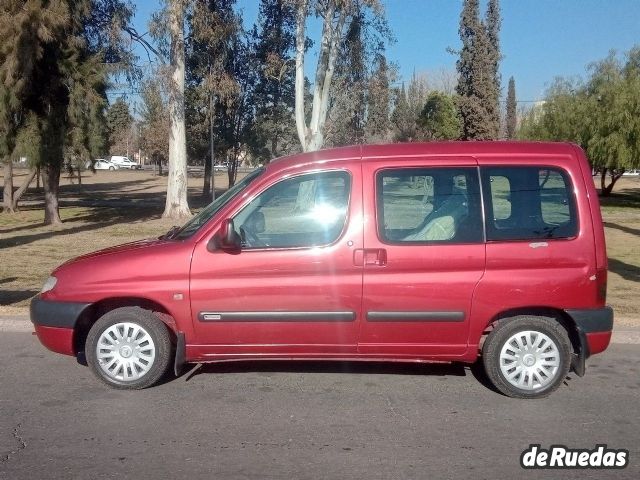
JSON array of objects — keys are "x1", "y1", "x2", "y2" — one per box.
[{"x1": 123, "y1": 26, "x2": 161, "y2": 61}]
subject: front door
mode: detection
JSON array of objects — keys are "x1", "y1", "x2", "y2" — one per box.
[
  {"x1": 359, "y1": 158, "x2": 486, "y2": 356},
  {"x1": 190, "y1": 167, "x2": 363, "y2": 356}
]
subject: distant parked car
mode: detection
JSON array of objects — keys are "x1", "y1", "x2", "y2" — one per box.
[
  {"x1": 92, "y1": 159, "x2": 119, "y2": 170},
  {"x1": 214, "y1": 163, "x2": 228, "y2": 172},
  {"x1": 110, "y1": 156, "x2": 140, "y2": 170}
]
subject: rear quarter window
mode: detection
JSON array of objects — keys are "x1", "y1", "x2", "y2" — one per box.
[
  {"x1": 481, "y1": 166, "x2": 578, "y2": 241},
  {"x1": 376, "y1": 167, "x2": 484, "y2": 244}
]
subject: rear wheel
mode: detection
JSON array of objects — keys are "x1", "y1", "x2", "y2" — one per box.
[
  {"x1": 109, "y1": 166, "x2": 114, "y2": 171},
  {"x1": 482, "y1": 316, "x2": 572, "y2": 398},
  {"x1": 86, "y1": 307, "x2": 173, "y2": 389}
]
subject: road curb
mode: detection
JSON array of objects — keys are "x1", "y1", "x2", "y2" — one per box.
[
  {"x1": 2, "y1": 316, "x2": 639, "y2": 344},
  {"x1": 0, "y1": 317, "x2": 33, "y2": 332},
  {"x1": 611, "y1": 329, "x2": 640, "y2": 344}
]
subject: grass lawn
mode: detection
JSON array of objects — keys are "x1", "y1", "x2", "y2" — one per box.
[{"x1": 1, "y1": 169, "x2": 638, "y2": 326}]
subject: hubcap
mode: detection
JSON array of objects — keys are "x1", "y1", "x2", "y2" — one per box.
[
  {"x1": 499, "y1": 330, "x2": 560, "y2": 391},
  {"x1": 96, "y1": 322, "x2": 155, "y2": 382}
]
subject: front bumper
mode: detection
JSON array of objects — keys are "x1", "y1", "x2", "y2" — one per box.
[
  {"x1": 566, "y1": 306, "x2": 614, "y2": 376},
  {"x1": 30, "y1": 296, "x2": 91, "y2": 356}
]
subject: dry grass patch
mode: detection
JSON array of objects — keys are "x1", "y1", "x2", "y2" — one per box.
[{"x1": 600, "y1": 177, "x2": 640, "y2": 325}]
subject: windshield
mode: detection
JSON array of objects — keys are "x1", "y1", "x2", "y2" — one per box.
[{"x1": 171, "y1": 167, "x2": 265, "y2": 240}]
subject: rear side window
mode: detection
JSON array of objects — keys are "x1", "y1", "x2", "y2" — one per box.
[
  {"x1": 377, "y1": 167, "x2": 483, "y2": 244},
  {"x1": 481, "y1": 166, "x2": 577, "y2": 241}
]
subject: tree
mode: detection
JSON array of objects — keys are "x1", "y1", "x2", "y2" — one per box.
[
  {"x1": 364, "y1": 54, "x2": 392, "y2": 142},
  {"x1": 163, "y1": 0, "x2": 191, "y2": 219},
  {"x1": 390, "y1": 73, "x2": 427, "y2": 142},
  {"x1": 485, "y1": 0, "x2": 501, "y2": 135},
  {"x1": 505, "y1": 76, "x2": 517, "y2": 139},
  {"x1": 249, "y1": 0, "x2": 298, "y2": 163},
  {"x1": 151, "y1": 0, "x2": 191, "y2": 218},
  {"x1": 0, "y1": 0, "x2": 121, "y2": 224},
  {"x1": 215, "y1": 33, "x2": 257, "y2": 187},
  {"x1": 455, "y1": 0, "x2": 501, "y2": 140},
  {"x1": 186, "y1": 0, "x2": 244, "y2": 199},
  {"x1": 585, "y1": 50, "x2": 640, "y2": 195},
  {"x1": 106, "y1": 97, "x2": 133, "y2": 154},
  {"x1": 519, "y1": 47, "x2": 640, "y2": 195},
  {"x1": 1, "y1": 0, "x2": 151, "y2": 222},
  {"x1": 323, "y1": 3, "x2": 393, "y2": 148},
  {"x1": 293, "y1": 0, "x2": 382, "y2": 153},
  {"x1": 1, "y1": 1, "x2": 69, "y2": 220},
  {"x1": 139, "y1": 75, "x2": 170, "y2": 173},
  {"x1": 418, "y1": 91, "x2": 461, "y2": 140},
  {"x1": 390, "y1": 84, "x2": 413, "y2": 141},
  {"x1": 324, "y1": 8, "x2": 366, "y2": 147}
]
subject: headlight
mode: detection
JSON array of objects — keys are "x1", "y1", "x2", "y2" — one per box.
[{"x1": 41, "y1": 276, "x2": 57, "y2": 294}]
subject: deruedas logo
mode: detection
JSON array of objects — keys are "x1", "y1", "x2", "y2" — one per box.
[{"x1": 521, "y1": 444, "x2": 629, "y2": 469}]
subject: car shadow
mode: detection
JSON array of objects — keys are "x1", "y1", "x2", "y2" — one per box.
[
  {"x1": 603, "y1": 221, "x2": 640, "y2": 237},
  {"x1": 608, "y1": 257, "x2": 640, "y2": 283},
  {"x1": 468, "y1": 361, "x2": 500, "y2": 394},
  {"x1": 181, "y1": 359, "x2": 469, "y2": 382},
  {"x1": 598, "y1": 189, "x2": 640, "y2": 209},
  {"x1": 0, "y1": 289, "x2": 39, "y2": 305}
]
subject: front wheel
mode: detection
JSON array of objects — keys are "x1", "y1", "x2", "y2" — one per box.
[
  {"x1": 109, "y1": 166, "x2": 115, "y2": 171},
  {"x1": 86, "y1": 307, "x2": 173, "y2": 389},
  {"x1": 482, "y1": 316, "x2": 572, "y2": 398}
]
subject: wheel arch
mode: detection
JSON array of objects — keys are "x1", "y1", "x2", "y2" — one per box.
[
  {"x1": 479, "y1": 306, "x2": 581, "y2": 356},
  {"x1": 73, "y1": 297, "x2": 178, "y2": 358}
]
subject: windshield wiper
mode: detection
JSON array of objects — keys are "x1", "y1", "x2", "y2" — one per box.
[{"x1": 160, "y1": 225, "x2": 181, "y2": 240}]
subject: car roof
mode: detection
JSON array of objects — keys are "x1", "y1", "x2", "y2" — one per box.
[{"x1": 267, "y1": 141, "x2": 578, "y2": 172}]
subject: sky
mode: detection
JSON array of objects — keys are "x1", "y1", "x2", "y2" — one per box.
[{"x1": 130, "y1": 0, "x2": 640, "y2": 103}]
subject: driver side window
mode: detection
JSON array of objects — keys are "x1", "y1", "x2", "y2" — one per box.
[{"x1": 233, "y1": 171, "x2": 351, "y2": 249}]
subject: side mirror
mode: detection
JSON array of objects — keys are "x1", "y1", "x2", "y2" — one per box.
[{"x1": 208, "y1": 218, "x2": 241, "y2": 253}]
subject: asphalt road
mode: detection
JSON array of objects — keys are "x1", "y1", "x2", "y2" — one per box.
[{"x1": 1, "y1": 332, "x2": 638, "y2": 480}]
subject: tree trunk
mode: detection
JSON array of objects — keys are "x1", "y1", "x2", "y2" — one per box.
[
  {"x1": 600, "y1": 168, "x2": 625, "y2": 197},
  {"x1": 599, "y1": 168, "x2": 624, "y2": 197},
  {"x1": 3, "y1": 160, "x2": 14, "y2": 212},
  {"x1": 203, "y1": 92, "x2": 215, "y2": 201},
  {"x1": 77, "y1": 166, "x2": 82, "y2": 185},
  {"x1": 163, "y1": 0, "x2": 191, "y2": 220},
  {"x1": 11, "y1": 168, "x2": 37, "y2": 211},
  {"x1": 294, "y1": 0, "x2": 308, "y2": 151},
  {"x1": 600, "y1": 168, "x2": 607, "y2": 193},
  {"x1": 203, "y1": 154, "x2": 212, "y2": 201},
  {"x1": 43, "y1": 164, "x2": 62, "y2": 225},
  {"x1": 294, "y1": 0, "x2": 346, "y2": 153}
]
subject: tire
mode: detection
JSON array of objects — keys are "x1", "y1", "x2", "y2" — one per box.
[
  {"x1": 85, "y1": 307, "x2": 173, "y2": 389},
  {"x1": 482, "y1": 316, "x2": 572, "y2": 398},
  {"x1": 109, "y1": 166, "x2": 114, "y2": 171}
]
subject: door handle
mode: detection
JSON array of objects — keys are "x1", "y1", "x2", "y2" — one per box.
[{"x1": 353, "y1": 249, "x2": 387, "y2": 266}]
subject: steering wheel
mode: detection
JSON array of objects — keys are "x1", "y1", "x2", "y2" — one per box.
[{"x1": 240, "y1": 226, "x2": 266, "y2": 248}]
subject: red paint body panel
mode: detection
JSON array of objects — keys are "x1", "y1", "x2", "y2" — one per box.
[
  {"x1": 360, "y1": 156, "x2": 484, "y2": 355},
  {"x1": 586, "y1": 331, "x2": 612, "y2": 355},
  {"x1": 31, "y1": 142, "x2": 612, "y2": 371},
  {"x1": 34, "y1": 325, "x2": 74, "y2": 356},
  {"x1": 189, "y1": 159, "x2": 363, "y2": 352},
  {"x1": 43, "y1": 239, "x2": 195, "y2": 339}
]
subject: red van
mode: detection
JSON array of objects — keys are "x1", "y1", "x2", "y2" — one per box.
[{"x1": 31, "y1": 142, "x2": 613, "y2": 398}]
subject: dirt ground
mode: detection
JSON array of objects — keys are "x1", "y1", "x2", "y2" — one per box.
[{"x1": 0, "y1": 168, "x2": 638, "y2": 326}]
